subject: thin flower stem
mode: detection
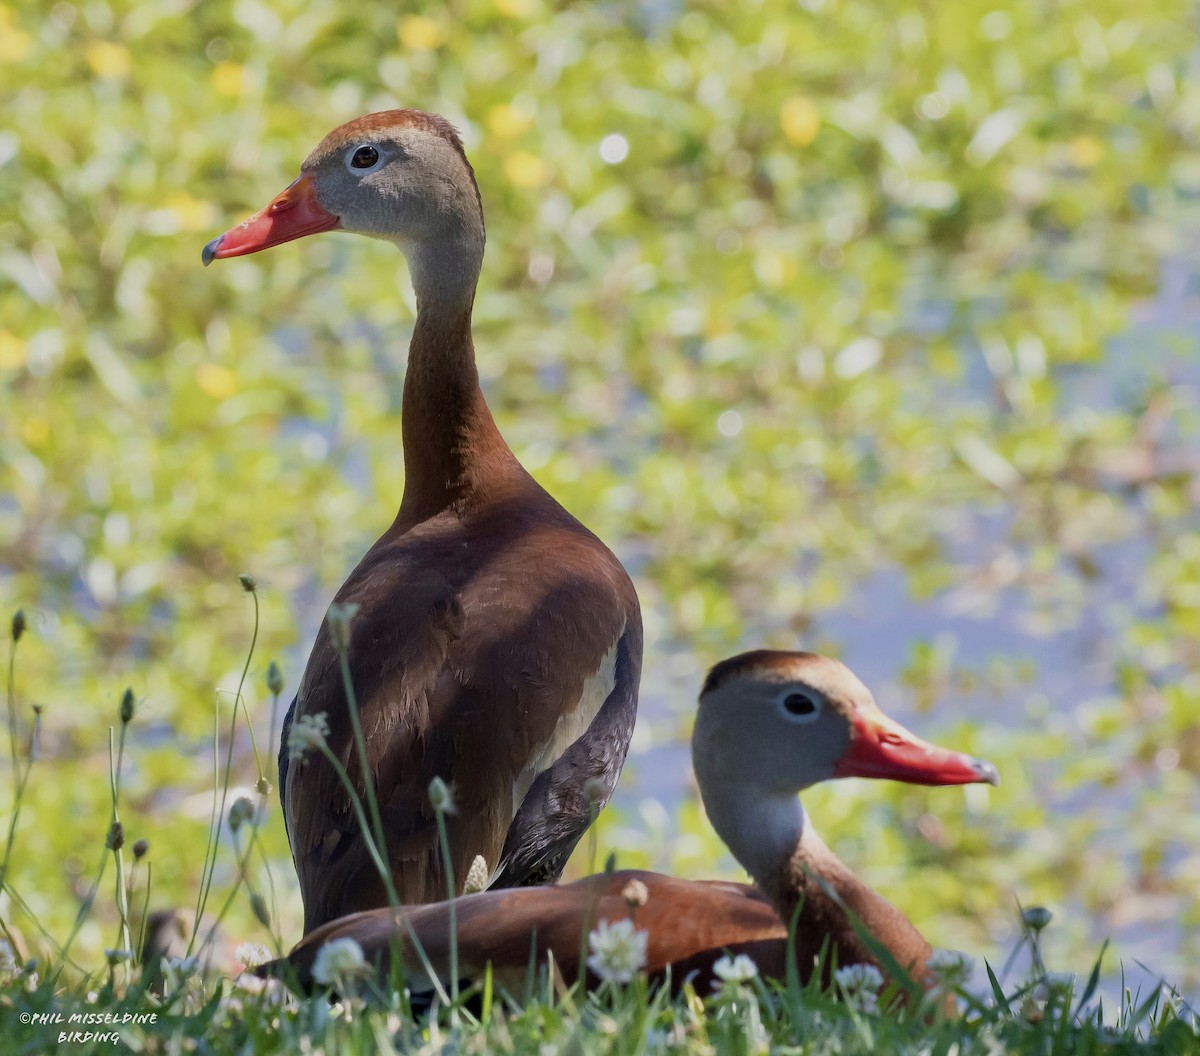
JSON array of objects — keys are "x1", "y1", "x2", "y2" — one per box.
[
  {"x1": 136, "y1": 861, "x2": 153, "y2": 967},
  {"x1": 3, "y1": 881, "x2": 84, "y2": 972},
  {"x1": 189, "y1": 709, "x2": 221, "y2": 958},
  {"x1": 0, "y1": 705, "x2": 39, "y2": 893},
  {"x1": 200, "y1": 828, "x2": 257, "y2": 954},
  {"x1": 433, "y1": 805, "x2": 458, "y2": 1007},
  {"x1": 191, "y1": 588, "x2": 260, "y2": 956},
  {"x1": 108, "y1": 728, "x2": 132, "y2": 983},
  {"x1": 6, "y1": 637, "x2": 17, "y2": 802},
  {"x1": 311, "y1": 739, "x2": 449, "y2": 1007},
  {"x1": 335, "y1": 645, "x2": 388, "y2": 865}
]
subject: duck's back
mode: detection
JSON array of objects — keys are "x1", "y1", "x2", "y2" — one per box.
[{"x1": 280, "y1": 474, "x2": 642, "y2": 932}]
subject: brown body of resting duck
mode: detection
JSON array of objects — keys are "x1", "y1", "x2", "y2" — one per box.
[
  {"x1": 202, "y1": 111, "x2": 642, "y2": 934},
  {"x1": 258, "y1": 650, "x2": 998, "y2": 998}
]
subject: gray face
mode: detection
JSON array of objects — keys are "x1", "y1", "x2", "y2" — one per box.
[
  {"x1": 300, "y1": 128, "x2": 484, "y2": 247},
  {"x1": 691, "y1": 659, "x2": 864, "y2": 797}
]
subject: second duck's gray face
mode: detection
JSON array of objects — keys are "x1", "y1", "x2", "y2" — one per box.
[{"x1": 691, "y1": 650, "x2": 999, "y2": 798}]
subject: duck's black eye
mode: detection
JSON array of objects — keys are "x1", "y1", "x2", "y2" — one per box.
[
  {"x1": 782, "y1": 692, "x2": 817, "y2": 716},
  {"x1": 351, "y1": 145, "x2": 380, "y2": 169}
]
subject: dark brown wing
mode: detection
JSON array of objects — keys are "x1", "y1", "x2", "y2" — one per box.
[
  {"x1": 266, "y1": 870, "x2": 789, "y2": 996},
  {"x1": 284, "y1": 503, "x2": 640, "y2": 933}
]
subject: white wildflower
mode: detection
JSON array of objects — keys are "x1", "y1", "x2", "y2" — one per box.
[
  {"x1": 463, "y1": 855, "x2": 489, "y2": 894},
  {"x1": 311, "y1": 937, "x2": 370, "y2": 989},
  {"x1": 927, "y1": 948, "x2": 975, "y2": 990},
  {"x1": 834, "y1": 962, "x2": 884, "y2": 1014},
  {"x1": 713, "y1": 953, "x2": 759, "y2": 986},
  {"x1": 234, "y1": 942, "x2": 272, "y2": 969},
  {"x1": 287, "y1": 712, "x2": 331, "y2": 762},
  {"x1": 586, "y1": 917, "x2": 648, "y2": 983}
]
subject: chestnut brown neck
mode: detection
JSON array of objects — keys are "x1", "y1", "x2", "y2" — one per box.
[
  {"x1": 395, "y1": 299, "x2": 515, "y2": 528},
  {"x1": 761, "y1": 832, "x2": 934, "y2": 984},
  {"x1": 387, "y1": 219, "x2": 521, "y2": 528}
]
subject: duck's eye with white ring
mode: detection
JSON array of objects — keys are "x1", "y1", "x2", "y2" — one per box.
[
  {"x1": 779, "y1": 690, "x2": 820, "y2": 722},
  {"x1": 347, "y1": 144, "x2": 382, "y2": 172}
]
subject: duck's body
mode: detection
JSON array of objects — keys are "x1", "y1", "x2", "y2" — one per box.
[
  {"x1": 261, "y1": 651, "x2": 998, "y2": 996},
  {"x1": 278, "y1": 870, "x2": 787, "y2": 995},
  {"x1": 206, "y1": 111, "x2": 642, "y2": 932}
]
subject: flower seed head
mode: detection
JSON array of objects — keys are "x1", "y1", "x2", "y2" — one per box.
[
  {"x1": 255, "y1": 776, "x2": 272, "y2": 796},
  {"x1": 1022, "y1": 906, "x2": 1053, "y2": 932},
  {"x1": 326, "y1": 602, "x2": 360, "y2": 651},
  {"x1": 287, "y1": 712, "x2": 330, "y2": 762},
  {"x1": 119, "y1": 687, "x2": 135, "y2": 725},
  {"x1": 583, "y1": 777, "x2": 609, "y2": 807},
  {"x1": 250, "y1": 892, "x2": 271, "y2": 929},
  {"x1": 463, "y1": 854, "x2": 490, "y2": 894},
  {"x1": 266, "y1": 660, "x2": 284, "y2": 696},
  {"x1": 132, "y1": 839, "x2": 149, "y2": 861},
  {"x1": 621, "y1": 878, "x2": 649, "y2": 911},
  {"x1": 11, "y1": 609, "x2": 26, "y2": 643},
  {"x1": 106, "y1": 822, "x2": 125, "y2": 851},
  {"x1": 238, "y1": 573, "x2": 257, "y2": 593},
  {"x1": 428, "y1": 775, "x2": 456, "y2": 815},
  {"x1": 228, "y1": 796, "x2": 255, "y2": 834}
]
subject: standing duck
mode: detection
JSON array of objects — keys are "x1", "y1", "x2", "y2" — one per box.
[
  {"x1": 261, "y1": 650, "x2": 998, "y2": 996},
  {"x1": 203, "y1": 111, "x2": 642, "y2": 933}
]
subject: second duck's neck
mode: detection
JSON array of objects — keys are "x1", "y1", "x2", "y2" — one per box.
[
  {"x1": 709, "y1": 785, "x2": 933, "y2": 982},
  {"x1": 395, "y1": 236, "x2": 514, "y2": 525}
]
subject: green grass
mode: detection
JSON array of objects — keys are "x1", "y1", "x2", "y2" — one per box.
[
  {"x1": 1, "y1": 936, "x2": 1196, "y2": 1054},
  {"x1": 0, "y1": 607, "x2": 1196, "y2": 1054}
]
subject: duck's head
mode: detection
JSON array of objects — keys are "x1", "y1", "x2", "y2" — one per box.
[
  {"x1": 691, "y1": 650, "x2": 999, "y2": 799},
  {"x1": 202, "y1": 109, "x2": 485, "y2": 266}
]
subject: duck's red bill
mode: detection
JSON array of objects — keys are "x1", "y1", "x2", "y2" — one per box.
[
  {"x1": 202, "y1": 172, "x2": 339, "y2": 265},
  {"x1": 834, "y1": 710, "x2": 999, "y2": 787}
]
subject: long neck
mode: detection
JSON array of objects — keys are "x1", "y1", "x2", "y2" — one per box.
[
  {"x1": 394, "y1": 236, "x2": 515, "y2": 525},
  {"x1": 706, "y1": 784, "x2": 933, "y2": 985}
]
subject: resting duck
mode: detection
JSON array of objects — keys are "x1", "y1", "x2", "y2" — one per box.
[
  {"x1": 203, "y1": 110, "x2": 642, "y2": 933},
  {"x1": 261, "y1": 650, "x2": 998, "y2": 995}
]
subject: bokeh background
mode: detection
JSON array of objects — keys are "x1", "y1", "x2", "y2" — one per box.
[{"x1": 2, "y1": 0, "x2": 1198, "y2": 1000}]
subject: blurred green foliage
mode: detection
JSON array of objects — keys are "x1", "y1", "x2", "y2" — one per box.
[{"x1": 1, "y1": 0, "x2": 1198, "y2": 995}]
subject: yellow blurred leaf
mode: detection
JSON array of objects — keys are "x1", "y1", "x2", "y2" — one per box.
[
  {"x1": 504, "y1": 150, "x2": 547, "y2": 189},
  {"x1": 1068, "y1": 135, "x2": 1103, "y2": 168},
  {"x1": 22, "y1": 416, "x2": 49, "y2": 445},
  {"x1": 195, "y1": 362, "x2": 239, "y2": 399},
  {"x1": 165, "y1": 194, "x2": 217, "y2": 232},
  {"x1": 0, "y1": 24, "x2": 30, "y2": 62},
  {"x1": 212, "y1": 62, "x2": 243, "y2": 97},
  {"x1": 487, "y1": 103, "x2": 534, "y2": 139},
  {"x1": 780, "y1": 96, "x2": 820, "y2": 145},
  {"x1": 398, "y1": 16, "x2": 445, "y2": 51},
  {"x1": 86, "y1": 41, "x2": 131, "y2": 79},
  {"x1": 0, "y1": 331, "x2": 25, "y2": 369},
  {"x1": 495, "y1": 0, "x2": 538, "y2": 16}
]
